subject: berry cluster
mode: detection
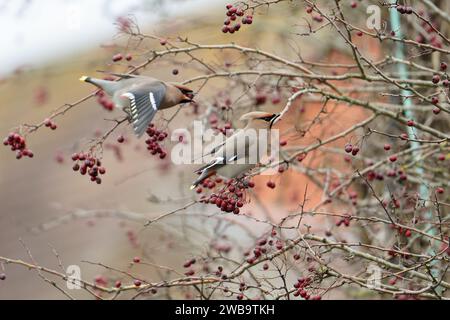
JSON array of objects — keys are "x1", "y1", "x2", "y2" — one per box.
[
  {"x1": 112, "y1": 53, "x2": 132, "y2": 62},
  {"x1": 396, "y1": 4, "x2": 413, "y2": 15},
  {"x1": 221, "y1": 4, "x2": 252, "y2": 34},
  {"x1": 344, "y1": 143, "x2": 359, "y2": 156},
  {"x1": 336, "y1": 215, "x2": 351, "y2": 227},
  {"x1": 3, "y1": 132, "x2": 33, "y2": 159},
  {"x1": 71, "y1": 152, "x2": 106, "y2": 184},
  {"x1": 44, "y1": 118, "x2": 58, "y2": 130},
  {"x1": 199, "y1": 179, "x2": 253, "y2": 214},
  {"x1": 183, "y1": 258, "x2": 197, "y2": 276},
  {"x1": 95, "y1": 90, "x2": 114, "y2": 111},
  {"x1": 292, "y1": 277, "x2": 321, "y2": 300},
  {"x1": 391, "y1": 224, "x2": 412, "y2": 238},
  {"x1": 144, "y1": 124, "x2": 168, "y2": 159}
]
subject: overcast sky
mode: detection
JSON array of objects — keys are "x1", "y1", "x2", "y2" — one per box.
[{"x1": 0, "y1": 0, "x2": 225, "y2": 76}]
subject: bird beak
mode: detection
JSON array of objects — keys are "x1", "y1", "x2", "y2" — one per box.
[
  {"x1": 79, "y1": 76, "x2": 90, "y2": 82},
  {"x1": 269, "y1": 113, "x2": 281, "y2": 129},
  {"x1": 181, "y1": 92, "x2": 195, "y2": 103}
]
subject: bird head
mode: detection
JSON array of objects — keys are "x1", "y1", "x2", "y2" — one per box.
[
  {"x1": 239, "y1": 111, "x2": 280, "y2": 129},
  {"x1": 171, "y1": 83, "x2": 195, "y2": 103}
]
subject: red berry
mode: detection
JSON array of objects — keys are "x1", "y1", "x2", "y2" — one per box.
[
  {"x1": 384, "y1": 144, "x2": 391, "y2": 151},
  {"x1": 438, "y1": 154, "x2": 446, "y2": 161},
  {"x1": 112, "y1": 53, "x2": 123, "y2": 62},
  {"x1": 50, "y1": 123, "x2": 57, "y2": 130},
  {"x1": 172, "y1": 69, "x2": 179, "y2": 75},
  {"x1": 266, "y1": 181, "x2": 276, "y2": 189},
  {"x1": 440, "y1": 62, "x2": 447, "y2": 71},
  {"x1": 436, "y1": 187, "x2": 444, "y2": 194},
  {"x1": 344, "y1": 144, "x2": 353, "y2": 153},
  {"x1": 389, "y1": 155, "x2": 397, "y2": 162},
  {"x1": 134, "y1": 279, "x2": 142, "y2": 287},
  {"x1": 351, "y1": 1, "x2": 357, "y2": 8},
  {"x1": 443, "y1": 79, "x2": 449, "y2": 87},
  {"x1": 125, "y1": 53, "x2": 132, "y2": 61},
  {"x1": 431, "y1": 97, "x2": 439, "y2": 104},
  {"x1": 404, "y1": 229, "x2": 412, "y2": 237},
  {"x1": 407, "y1": 120, "x2": 414, "y2": 126},
  {"x1": 432, "y1": 107, "x2": 441, "y2": 114},
  {"x1": 0, "y1": 273, "x2": 6, "y2": 280},
  {"x1": 117, "y1": 135, "x2": 125, "y2": 143},
  {"x1": 115, "y1": 280, "x2": 121, "y2": 288},
  {"x1": 184, "y1": 269, "x2": 195, "y2": 276},
  {"x1": 432, "y1": 75, "x2": 440, "y2": 84},
  {"x1": 133, "y1": 256, "x2": 141, "y2": 263}
]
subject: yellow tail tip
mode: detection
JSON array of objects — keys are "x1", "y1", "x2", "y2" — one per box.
[{"x1": 79, "y1": 76, "x2": 89, "y2": 82}]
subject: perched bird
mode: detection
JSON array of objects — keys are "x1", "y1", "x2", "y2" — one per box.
[
  {"x1": 79, "y1": 73, "x2": 194, "y2": 137},
  {"x1": 191, "y1": 111, "x2": 280, "y2": 189}
]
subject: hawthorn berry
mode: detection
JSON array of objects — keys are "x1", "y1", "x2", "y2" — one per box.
[
  {"x1": 432, "y1": 75, "x2": 440, "y2": 84},
  {"x1": 133, "y1": 256, "x2": 141, "y2": 263},
  {"x1": 184, "y1": 269, "x2": 195, "y2": 276},
  {"x1": 436, "y1": 187, "x2": 444, "y2": 194},
  {"x1": 440, "y1": 62, "x2": 447, "y2": 71},
  {"x1": 266, "y1": 181, "x2": 276, "y2": 189},
  {"x1": 384, "y1": 144, "x2": 391, "y2": 151},
  {"x1": 389, "y1": 155, "x2": 397, "y2": 162},
  {"x1": 431, "y1": 96, "x2": 439, "y2": 104},
  {"x1": 0, "y1": 273, "x2": 5, "y2": 280},
  {"x1": 134, "y1": 279, "x2": 142, "y2": 287},
  {"x1": 117, "y1": 135, "x2": 125, "y2": 143},
  {"x1": 344, "y1": 144, "x2": 353, "y2": 153},
  {"x1": 112, "y1": 53, "x2": 123, "y2": 62}
]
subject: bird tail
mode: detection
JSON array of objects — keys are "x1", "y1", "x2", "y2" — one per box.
[
  {"x1": 79, "y1": 75, "x2": 90, "y2": 82},
  {"x1": 79, "y1": 76, "x2": 118, "y2": 96}
]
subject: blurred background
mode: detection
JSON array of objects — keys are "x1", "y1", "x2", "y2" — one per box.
[{"x1": 0, "y1": 0, "x2": 378, "y2": 299}]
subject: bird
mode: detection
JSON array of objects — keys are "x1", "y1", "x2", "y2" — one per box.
[
  {"x1": 190, "y1": 111, "x2": 280, "y2": 189},
  {"x1": 79, "y1": 72, "x2": 194, "y2": 137}
]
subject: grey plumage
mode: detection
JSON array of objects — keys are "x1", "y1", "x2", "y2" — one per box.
[
  {"x1": 191, "y1": 111, "x2": 280, "y2": 189},
  {"x1": 80, "y1": 73, "x2": 193, "y2": 137}
]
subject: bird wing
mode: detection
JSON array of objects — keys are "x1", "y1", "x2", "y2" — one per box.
[
  {"x1": 195, "y1": 130, "x2": 251, "y2": 174},
  {"x1": 119, "y1": 81, "x2": 167, "y2": 137}
]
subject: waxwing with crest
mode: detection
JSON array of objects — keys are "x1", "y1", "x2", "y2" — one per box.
[{"x1": 79, "y1": 72, "x2": 194, "y2": 137}]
